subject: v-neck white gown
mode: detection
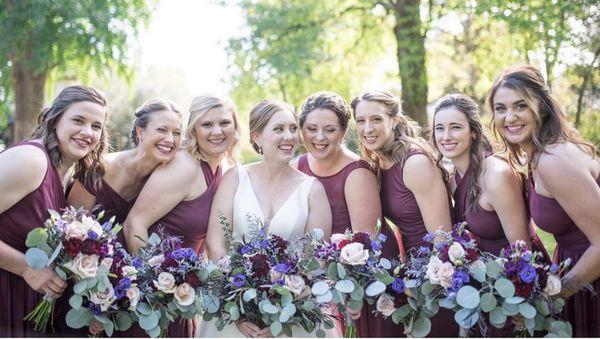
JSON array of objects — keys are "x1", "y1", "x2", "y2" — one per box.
[{"x1": 197, "y1": 165, "x2": 319, "y2": 338}]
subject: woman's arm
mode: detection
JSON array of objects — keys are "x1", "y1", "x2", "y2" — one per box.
[
  {"x1": 205, "y1": 167, "x2": 239, "y2": 260},
  {"x1": 537, "y1": 152, "x2": 600, "y2": 297},
  {"x1": 0, "y1": 145, "x2": 67, "y2": 297},
  {"x1": 485, "y1": 162, "x2": 532, "y2": 247},
  {"x1": 123, "y1": 153, "x2": 196, "y2": 253},
  {"x1": 306, "y1": 180, "x2": 332, "y2": 240},
  {"x1": 404, "y1": 154, "x2": 453, "y2": 233},
  {"x1": 345, "y1": 168, "x2": 381, "y2": 234}
]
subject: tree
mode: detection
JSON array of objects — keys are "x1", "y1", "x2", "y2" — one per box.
[{"x1": 0, "y1": 0, "x2": 153, "y2": 143}]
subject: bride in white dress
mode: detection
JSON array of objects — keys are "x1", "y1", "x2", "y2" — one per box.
[{"x1": 199, "y1": 99, "x2": 333, "y2": 338}]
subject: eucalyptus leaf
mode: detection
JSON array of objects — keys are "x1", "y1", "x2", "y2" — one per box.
[
  {"x1": 270, "y1": 321, "x2": 282, "y2": 336},
  {"x1": 504, "y1": 296, "x2": 525, "y2": 304},
  {"x1": 316, "y1": 290, "x2": 333, "y2": 303},
  {"x1": 69, "y1": 294, "x2": 83, "y2": 309},
  {"x1": 73, "y1": 280, "x2": 88, "y2": 295},
  {"x1": 480, "y1": 292, "x2": 497, "y2": 313},
  {"x1": 311, "y1": 228, "x2": 324, "y2": 240},
  {"x1": 489, "y1": 307, "x2": 507, "y2": 327},
  {"x1": 25, "y1": 228, "x2": 48, "y2": 248},
  {"x1": 139, "y1": 312, "x2": 159, "y2": 331},
  {"x1": 365, "y1": 281, "x2": 386, "y2": 297},
  {"x1": 411, "y1": 316, "x2": 431, "y2": 337},
  {"x1": 350, "y1": 284, "x2": 364, "y2": 300},
  {"x1": 243, "y1": 288, "x2": 257, "y2": 302},
  {"x1": 379, "y1": 258, "x2": 392, "y2": 270},
  {"x1": 115, "y1": 312, "x2": 133, "y2": 331},
  {"x1": 456, "y1": 286, "x2": 480, "y2": 309},
  {"x1": 65, "y1": 308, "x2": 93, "y2": 329},
  {"x1": 535, "y1": 299, "x2": 551, "y2": 316},
  {"x1": 137, "y1": 302, "x2": 153, "y2": 316},
  {"x1": 518, "y1": 302, "x2": 537, "y2": 319},
  {"x1": 148, "y1": 325, "x2": 161, "y2": 338},
  {"x1": 486, "y1": 260, "x2": 502, "y2": 279},
  {"x1": 494, "y1": 278, "x2": 515, "y2": 299},
  {"x1": 311, "y1": 281, "x2": 330, "y2": 296},
  {"x1": 25, "y1": 248, "x2": 49, "y2": 269},
  {"x1": 454, "y1": 308, "x2": 479, "y2": 328},
  {"x1": 501, "y1": 301, "x2": 519, "y2": 316}
]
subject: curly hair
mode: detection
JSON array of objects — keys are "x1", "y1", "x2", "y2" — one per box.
[
  {"x1": 432, "y1": 93, "x2": 495, "y2": 212},
  {"x1": 299, "y1": 91, "x2": 351, "y2": 131},
  {"x1": 486, "y1": 65, "x2": 597, "y2": 168},
  {"x1": 130, "y1": 98, "x2": 181, "y2": 146},
  {"x1": 31, "y1": 85, "x2": 108, "y2": 191}
]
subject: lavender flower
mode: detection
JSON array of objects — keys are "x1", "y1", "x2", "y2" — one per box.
[
  {"x1": 423, "y1": 233, "x2": 436, "y2": 243},
  {"x1": 371, "y1": 240, "x2": 383, "y2": 252},
  {"x1": 418, "y1": 246, "x2": 430, "y2": 255},
  {"x1": 132, "y1": 257, "x2": 143, "y2": 269},
  {"x1": 522, "y1": 251, "x2": 532, "y2": 262},
  {"x1": 240, "y1": 245, "x2": 253, "y2": 255},
  {"x1": 88, "y1": 303, "x2": 102, "y2": 316},
  {"x1": 377, "y1": 233, "x2": 388, "y2": 242},
  {"x1": 549, "y1": 263, "x2": 559, "y2": 274},
  {"x1": 518, "y1": 264, "x2": 537, "y2": 284},
  {"x1": 273, "y1": 262, "x2": 291, "y2": 274},
  {"x1": 87, "y1": 230, "x2": 99, "y2": 240},
  {"x1": 391, "y1": 278, "x2": 405, "y2": 294},
  {"x1": 232, "y1": 274, "x2": 247, "y2": 287}
]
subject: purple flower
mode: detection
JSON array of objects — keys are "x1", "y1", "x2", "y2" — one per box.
[
  {"x1": 115, "y1": 277, "x2": 132, "y2": 299},
  {"x1": 453, "y1": 270, "x2": 470, "y2": 285},
  {"x1": 518, "y1": 265, "x2": 537, "y2": 284},
  {"x1": 377, "y1": 233, "x2": 388, "y2": 242},
  {"x1": 391, "y1": 278, "x2": 405, "y2": 294},
  {"x1": 273, "y1": 262, "x2": 291, "y2": 274},
  {"x1": 87, "y1": 230, "x2": 99, "y2": 240},
  {"x1": 505, "y1": 262, "x2": 518, "y2": 275},
  {"x1": 522, "y1": 251, "x2": 532, "y2": 262},
  {"x1": 240, "y1": 245, "x2": 253, "y2": 255},
  {"x1": 418, "y1": 246, "x2": 430, "y2": 255},
  {"x1": 259, "y1": 228, "x2": 266, "y2": 238},
  {"x1": 101, "y1": 221, "x2": 112, "y2": 232},
  {"x1": 449, "y1": 277, "x2": 464, "y2": 292},
  {"x1": 232, "y1": 274, "x2": 246, "y2": 287},
  {"x1": 132, "y1": 257, "x2": 143, "y2": 269},
  {"x1": 100, "y1": 243, "x2": 111, "y2": 256},
  {"x1": 423, "y1": 233, "x2": 435, "y2": 243},
  {"x1": 549, "y1": 263, "x2": 559, "y2": 274},
  {"x1": 88, "y1": 303, "x2": 102, "y2": 315},
  {"x1": 371, "y1": 240, "x2": 383, "y2": 252},
  {"x1": 261, "y1": 240, "x2": 270, "y2": 249}
]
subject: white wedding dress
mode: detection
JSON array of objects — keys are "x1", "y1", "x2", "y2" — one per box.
[{"x1": 197, "y1": 165, "x2": 319, "y2": 338}]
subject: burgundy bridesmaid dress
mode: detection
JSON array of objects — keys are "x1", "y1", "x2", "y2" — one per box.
[
  {"x1": 528, "y1": 170, "x2": 600, "y2": 337},
  {"x1": 0, "y1": 141, "x2": 71, "y2": 337},
  {"x1": 86, "y1": 179, "x2": 137, "y2": 225},
  {"x1": 123, "y1": 161, "x2": 222, "y2": 338},
  {"x1": 379, "y1": 149, "x2": 459, "y2": 337}
]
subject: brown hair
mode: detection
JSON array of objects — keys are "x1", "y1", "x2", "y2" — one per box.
[
  {"x1": 299, "y1": 91, "x2": 351, "y2": 131},
  {"x1": 432, "y1": 93, "x2": 494, "y2": 212},
  {"x1": 249, "y1": 99, "x2": 296, "y2": 154},
  {"x1": 185, "y1": 95, "x2": 240, "y2": 165},
  {"x1": 131, "y1": 98, "x2": 181, "y2": 146},
  {"x1": 350, "y1": 90, "x2": 440, "y2": 175},
  {"x1": 32, "y1": 85, "x2": 108, "y2": 191},
  {"x1": 486, "y1": 65, "x2": 597, "y2": 167}
]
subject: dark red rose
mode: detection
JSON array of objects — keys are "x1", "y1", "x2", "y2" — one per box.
[
  {"x1": 249, "y1": 253, "x2": 270, "y2": 277},
  {"x1": 269, "y1": 235, "x2": 288, "y2": 254},
  {"x1": 439, "y1": 244, "x2": 450, "y2": 262},
  {"x1": 338, "y1": 239, "x2": 351, "y2": 249},
  {"x1": 352, "y1": 232, "x2": 371, "y2": 248},
  {"x1": 185, "y1": 273, "x2": 200, "y2": 288},
  {"x1": 162, "y1": 258, "x2": 178, "y2": 269},
  {"x1": 63, "y1": 238, "x2": 83, "y2": 256},
  {"x1": 515, "y1": 282, "x2": 534, "y2": 298},
  {"x1": 466, "y1": 248, "x2": 479, "y2": 261},
  {"x1": 81, "y1": 239, "x2": 102, "y2": 255}
]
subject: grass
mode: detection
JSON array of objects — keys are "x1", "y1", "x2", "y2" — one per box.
[{"x1": 536, "y1": 226, "x2": 557, "y2": 257}]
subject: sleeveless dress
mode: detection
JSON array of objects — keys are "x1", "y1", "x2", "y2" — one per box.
[
  {"x1": 380, "y1": 149, "x2": 459, "y2": 337},
  {"x1": 198, "y1": 165, "x2": 320, "y2": 337},
  {"x1": 123, "y1": 161, "x2": 221, "y2": 338},
  {"x1": 528, "y1": 170, "x2": 600, "y2": 337},
  {"x1": 0, "y1": 141, "x2": 67, "y2": 337},
  {"x1": 85, "y1": 179, "x2": 136, "y2": 225}
]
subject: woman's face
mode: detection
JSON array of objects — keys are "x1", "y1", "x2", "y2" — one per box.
[
  {"x1": 354, "y1": 100, "x2": 397, "y2": 153},
  {"x1": 254, "y1": 109, "x2": 299, "y2": 162},
  {"x1": 136, "y1": 109, "x2": 182, "y2": 162},
  {"x1": 301, "y1": 108, "x2": 345, "y2": 160},
  {"x1": 493, "y1": 86, "x2": 537, "y2": 147},
  {"x1": 55, "y1": 101, "x2": 107, "y2": 164},
  {"x1": 194, "y1": 106, "x2": 236, "y2": 160},
  {"x1": 434, "y1": 107, "x2": 473, "y2": 161}
]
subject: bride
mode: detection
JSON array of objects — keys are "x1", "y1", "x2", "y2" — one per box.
[{"x1": 200, "y1": 99, "x2": 333, "y2": 338}]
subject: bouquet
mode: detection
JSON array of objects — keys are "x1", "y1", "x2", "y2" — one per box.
[
  {"x1": 65, "y1": 246, "x2": 140, "y2": 336},
  {"x1": 24, "y1": 207, "x2": 121, "y2": 333},
  {"x1": 132, "y1": 231, "x2": 207, "y2": 337},
  {"x1": 486, "y1": 240, "x2": 572, "y2": 337},
  {"x1": 308, "y1": 226, "x2": 389, "y2": 337},
  {"x1": 403, "y1": 222, "x2": 487, "y2": 337},
  {"x1": 204, "y1": 215, "x2": 332, "y2": 337}
]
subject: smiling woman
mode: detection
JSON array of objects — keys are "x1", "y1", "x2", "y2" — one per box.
[{"x1": 0, "y1": 85, "x2": 108, "y2": 336}]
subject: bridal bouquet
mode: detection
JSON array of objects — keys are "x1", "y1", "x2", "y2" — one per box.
[
  {"x1": 65, "y1": 246, "x2": 140, "y2": 336},
  {"x1": 403, "y1": 222, "x2": 487, "y2": 337},
  {"x1": 365, "y1": 260, "x2": 414, "y2": 327},
  {"x1": 24, "y1": 207, "x2": 121, "y2": 332},
  {"x1": 132, "y1": 232, "x2": 206, "y2": 337},
  {"x1": 486, "y1": 240, "x2": 572, "y2": 337},
  {"x1": 308, "y1": 227, "x2": 390, "y2": 337},
  {"x1": 205, "y1": 216, "x2": 332, "y2": 337}
]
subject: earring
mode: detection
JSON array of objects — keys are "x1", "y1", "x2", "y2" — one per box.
[{"x1": 258, "y1": 145, "x2": 263, "y2": 155}]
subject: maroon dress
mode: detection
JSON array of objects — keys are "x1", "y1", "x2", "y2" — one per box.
[
  {"x1": 0, "y1": 141, "x2": 68, "y2": 337},
  {"x1": 123, "y1": 161, "x2": 222, "y2": 338},
  {"x1": 379, "y1": 149, "x2": 459, "y2": 337},
  {"x1": 86, "y1": 179, "x2": 137, "y2": 225},
  {"x1": 297, "y1": 154, "x2": 372, "y2": 234},
  {"x1": 528, "y1": 170, "x2": 600, "y2": 337}
]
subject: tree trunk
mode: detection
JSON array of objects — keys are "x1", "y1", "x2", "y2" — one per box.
[
  {"x1": 12, "y1": 59, "x2": 47, "y2": 143},
  {"x1": 575, "y1": 47, "x2": 600, "y2": 128},
  {"x1": 393, "y1": 0, "x2": 429, "y2": 130}
]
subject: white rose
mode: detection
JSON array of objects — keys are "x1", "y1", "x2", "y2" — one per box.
[
  {"x1": 270, "y1": 268, "x2": 283, "y2": 283},
  {"x1": 544, "y1": 274, "x2": 562, "y2": 296},
  {"x1": 439, "y1": 262, "x2": 455, "y2": 289},
  {"x1": 425, "y1": 256, "x2": 443, "y2": 285},
  {"x1": 82, "y1": 215, "x2": 103, "y2": 238},
  {"x1": 174, "y1": 283, "x2": 196, "y2": 306},
  {"x1": 64, "y1": 254, "x2": 100, "y2": 279},
  {"x1": 339, "y1": 242, "x2": 369, "y2": 266},
  {"x1": 448, "y1": 243, "x2": 466, "y2": 266},
  {"x1": 65, "y1": 220, "x2": 89, "y2": 240},
  {"x1": 100, "y1": 258, "x2": 113, "y2": 270},
  {"x1": 153, "y1": 272, "x2": 177, "y2": 293},
  {"x1": 217, "y1": 255, "x2": 232, "y2": 273},
  {"x1": 330, "y1": 233, "x2": 347, "y2": 246},
  {"x1": 121, "y1": 265, "x2": 138, "y2": 281},
  {"x1": 376, "y1": 293, "x2": 397, "y2": 317},
  {"x1": 148, "y1": 254, "x2": 165, "y2": 267},
  {"x1": 283, "y1": 275, "x2": 306, "y2": 296},
  {"x1": 126, "y1": 285, "x2": 141, "y2": 310},
  {"x1": 90, "y1": 286, "x2": 116, "y2": 312}
]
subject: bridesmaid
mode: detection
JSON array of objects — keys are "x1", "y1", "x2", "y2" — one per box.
[
  {"x1": 123, "y1": 95, "x2": 240, "y2": 337},
  {"x1": 351, "y1": 90, "x2": 458, "y2": 337},
  {"x1": 68, "y1": 98, "x2": 181, "y2": 224},
  {"x1": 296, "y1": 91, "x2": 390, "y2": 337},
  {"x1": 0, "y1": 85, "x2": 108, "y2": 336},
  {"x1": 431, "y1": 93, "x2": 549, "y2": 336},
  {"x1": 488, "y1": 65, "x2": 600, "y2": 337}
]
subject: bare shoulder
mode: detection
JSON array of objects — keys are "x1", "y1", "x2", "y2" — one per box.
[
  {"x1": 220, "y1": 165, "x2": 241, "y2": 186},
  {"x1": 152, "y1": 151, "x2": 199, "y2": 183},
  {"x1": 308, "y1": 177, "x2": 327, "y2": 198},
  {"x1": 482, "y1": 157, "x2": 519, "y2": 187},
  {"x1": 0, "y1": 144, "x2": 47, "y2": 181},
  {"x1": 404, "y1": 153, "x2": 437, "y2": 177}
]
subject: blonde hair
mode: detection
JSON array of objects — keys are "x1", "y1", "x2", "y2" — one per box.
[
  {"x1": 351, "y1": 90, "x2": 440, "y2": 175},
  {"x1": 248, "y1": 99, "x2": 296, "y2": 154},
  {"x1": 185, "y1": 95, "x2": 240, "y2": 165}
]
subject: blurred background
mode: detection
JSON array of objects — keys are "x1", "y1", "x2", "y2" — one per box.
[{"x1": 1, "y1": 0, "x2": 598, "y2": 167}]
